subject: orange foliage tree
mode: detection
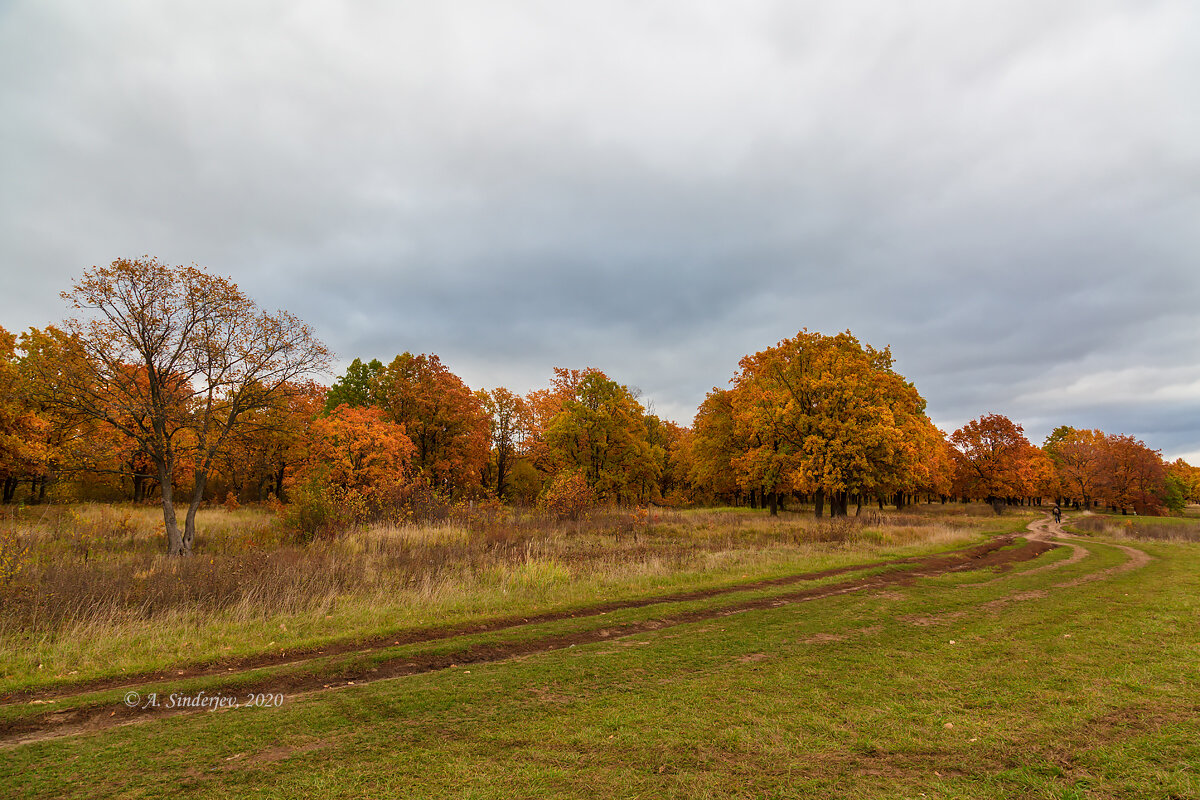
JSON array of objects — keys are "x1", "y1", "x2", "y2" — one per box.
[
  {"x1": 374, "y1": 353, "x2": 489, "y2": 494},
  {"x1": 16, "y1": 325, "x2": 151, "y2": 501},
  {"x1": 1166, "y1": 459, "x2": 1199, "y2": 510},
  {"x1": 689, "y1": 388, "x2": 742, "y2": 504},
  {"x1": 726, "y1": 330, "x2": 930, "y2": 516},
  {"x1": 949, "y1": 413, "x2": 1034, "y2": 506},
  {"x1": 286, "y1": 405, "x2": 415, "y2": 539},
  {"x1": 1097, "y1": 434, "x2": 1166, "y2": 514},
  {"x1": 481, "y1": 386, "x2": 529, "y2": 501},
  {"x1": 532, "y1": 369, "x2": 661, "y2": 503},
  {"x1": 903, "y1": 419, "x2": 957, "y2": 504},
  {"x1": 214, "y1": 381, "x2": 326, "y2": 503},
  {"x1": 1044, "y1": 426, "x2": 1106, "y2": 506},
  {"x1": 649, "y1": 416, "x2": 694, "y2": 505},
  {"x1": 44, "y1": 257, "x2": 330, "y2": 555},
  {"x1": 0, "y1": 326, "x2": 50, "y2": 503}
]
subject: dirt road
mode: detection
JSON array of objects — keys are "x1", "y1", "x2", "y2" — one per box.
[{"x1": 1, "y1": 515, "x2": 1152, "y2": 748}]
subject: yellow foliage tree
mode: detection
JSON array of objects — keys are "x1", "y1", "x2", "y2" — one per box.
[{"x1": 728, "y1": 330, "x2": 928, "y2": 516}]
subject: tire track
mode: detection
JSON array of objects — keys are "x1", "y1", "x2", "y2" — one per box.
[
  {"x1": 0, "y1": 539, "x2": 1001, "y2": 708},
  {"x1": 905, "y1": 513, "x2": 1152, "y2": 626},
  {"x1": 0, "y1": 535, "x2": 1054, "y2": 748}
]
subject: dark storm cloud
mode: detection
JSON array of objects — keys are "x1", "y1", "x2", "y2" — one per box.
[{"x1": 2, "y1": 1, "x2": 1198, "y2": 460}]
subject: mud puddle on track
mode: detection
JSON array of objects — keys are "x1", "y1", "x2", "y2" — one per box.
[{"x1": 1, "y1": 535, "x2": 1057, "y2": 747}]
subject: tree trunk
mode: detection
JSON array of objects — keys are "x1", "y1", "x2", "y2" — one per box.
[
  {"x1": 159, "y1": 463, "x2": 185, "y2": 555},
  {"x1": 814, "y1": 489, "x2": 825, "y2": 519},
  {"x1": 768, "y1": 490, "x2": 778, "y2": 516},
  {"x1": 832, "y1": 491, "x2": 849, "y2": 517},
  {"x1": 182, "y1": 471, "x2": 212, "y2": 555},
  {"x1": 496, "y1": 448, "x2": 509, "y2": 500}
]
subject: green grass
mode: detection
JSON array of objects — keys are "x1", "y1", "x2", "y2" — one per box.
[
  {"x1": 0, "y1": 504, "x2": 1030, "y2": 695},
  {"x1": 5, "y1": 520, "x2": 1198, "y2": 797}
]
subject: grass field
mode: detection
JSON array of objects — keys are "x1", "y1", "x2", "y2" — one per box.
[{"x1": 2, "y1": 505, "x2": 1198, "y2": 798}]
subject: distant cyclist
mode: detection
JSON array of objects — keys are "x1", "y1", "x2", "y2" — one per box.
[{"x1": 1052, "y1": 504, "x2": 1062, "y2": 524}]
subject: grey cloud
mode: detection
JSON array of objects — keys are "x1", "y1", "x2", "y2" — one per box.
[{"x1": 2, "y1": 1, "x2": 1198, "y2": 459}]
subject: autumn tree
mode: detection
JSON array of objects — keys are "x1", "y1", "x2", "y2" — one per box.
[
  {"x1": 689, "y1": 388, "x2": 743, "y2": 504},
  {"x1": 1098, "y1": 434, "x2": 1166, "y2": 513},
  {"x1": 950, "y1": 414, "x2": 1032, "y2": 507},
  {"x1": 215, "y1": 380, "x2": 326, "y2": 502},
  {"x1": 1165, "y1": 459, "x2": 1198, "y2": 512},
  {"x1": 374, "y1": 352, "x2": 489, "y2": 493},
  {"x1": 650, "y1": 417, "x2": 694, "y2": 505},
  {"x1": 0, "y1": 326, "x2": 50, "y2": 503},
  {"x1": 1044, "y1": 427, "x2": 1105, "y2": 506},
  {"x1": 1015, "y1": 444, "x2": 1057, "y2": 503},
  {"x1": 21, "y1": 325, "x2": 191, "y2": 502},
  {"x1": 729, "y1": 330, "x2": 928, "y2": 517},
  {"x1": 295, "y1": 407, "x2": 417, "y2": 513},
  {"x1": 482, "y1": 386, "x2": 529, "y2": 500},
  {"x1": 539, "y1": 370, "x2": 660, "y2": 503},
  {"x1": 524, "y1": 367, "x2": 606, "y2": 477},
  {"x1": 894, "y1": 418, "x2": 956, "y2": 505},
  {"x1": 43, "y1": 257, "x2": 330, "y2": 555}
]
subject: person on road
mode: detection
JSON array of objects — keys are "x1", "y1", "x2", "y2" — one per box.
[{"x1": 1052, "y1": 504, "x2": 1062, "y2": 524}]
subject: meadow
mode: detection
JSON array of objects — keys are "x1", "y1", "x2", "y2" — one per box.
[
  {"x1": 2, "y1": 503, "x2": 1198, "y2": 798},
  {"x1": 0, "y1": 501, "x2": 1011, "y2": 695}
]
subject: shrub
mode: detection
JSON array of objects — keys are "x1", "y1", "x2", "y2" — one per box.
[
  {"x1": 542, "y1": 471, "x2": 596, "y2": 522},
  {"x1": 280, "y1": 468, "x2": 366, "y2": 544}
]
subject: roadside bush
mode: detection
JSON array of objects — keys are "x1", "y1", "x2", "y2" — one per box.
[{"x1": 400, "y1": 481, "x2": 454, "y2": 525}]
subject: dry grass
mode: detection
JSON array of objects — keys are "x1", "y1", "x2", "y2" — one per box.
[
  {"x1": 0, "y1": 501, "x2": 1018, "y2": 688},
  {"x1": 1070, "y1": 512, "x2": 1200, "y2": 542}
]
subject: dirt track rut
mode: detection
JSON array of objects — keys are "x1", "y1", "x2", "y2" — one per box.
[{"x1": 1, "y1": 515, "x2": 1152, "y2": 748}]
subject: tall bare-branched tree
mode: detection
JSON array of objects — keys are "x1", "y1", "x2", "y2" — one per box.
[{"x1": 49, "y1": 256, "x2": 330, "y2": 555}]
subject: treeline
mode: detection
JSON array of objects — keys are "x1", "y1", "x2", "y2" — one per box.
[
  {"x1": 1, "y1": 259, "x2": 1197, "y2": 546},
  {"x1": 689, "y1": 332, "x2": 1198, "y2": 516}
]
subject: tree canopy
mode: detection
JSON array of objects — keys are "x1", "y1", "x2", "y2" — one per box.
[{"x1": 43, "y1": 257, "x2": 330, "y2": 554}]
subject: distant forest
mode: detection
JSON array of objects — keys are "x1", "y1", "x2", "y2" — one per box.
[{"x1": 2, "y1": 258, "x2": 1197, "y2": 554}]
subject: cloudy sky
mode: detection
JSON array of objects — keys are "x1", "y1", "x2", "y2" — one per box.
[{"x1": 2, "y1": 1, "x2": 1198, "y2": 461}]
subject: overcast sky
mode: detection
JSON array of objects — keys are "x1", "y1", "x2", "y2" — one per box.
[{"x1": 2, "y1": 1, "x2": 1198, "y2": 461}]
